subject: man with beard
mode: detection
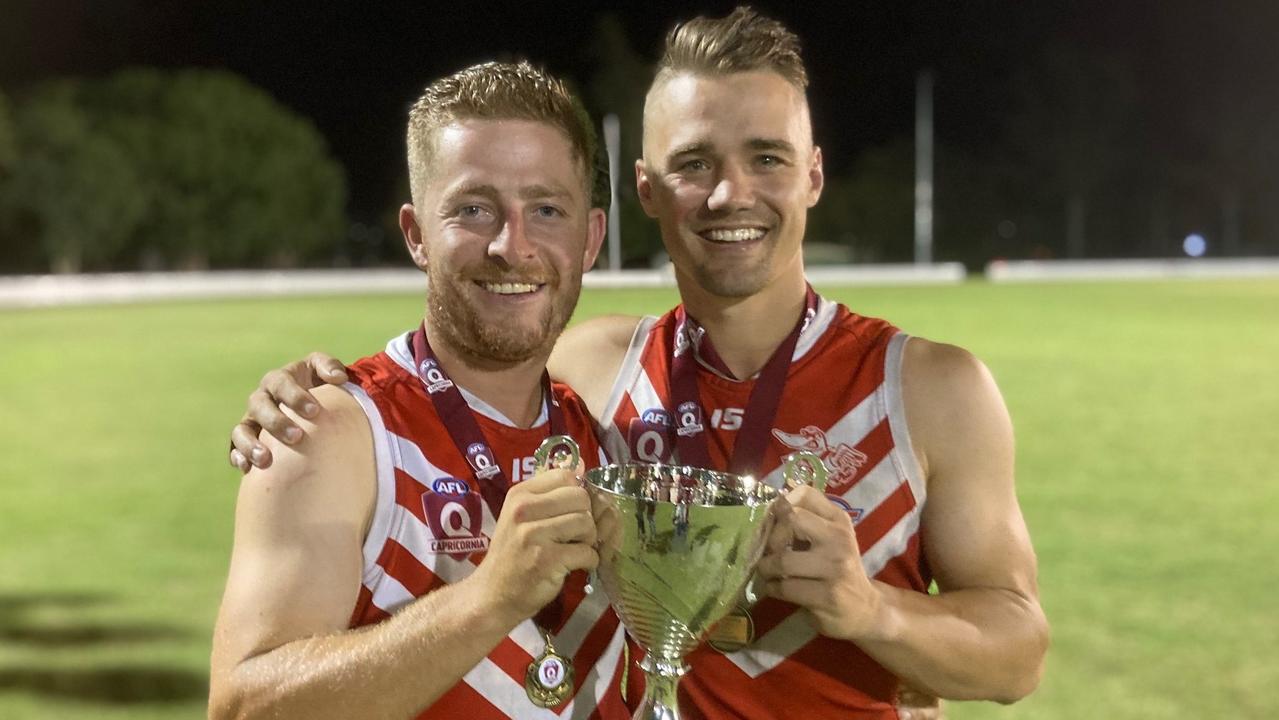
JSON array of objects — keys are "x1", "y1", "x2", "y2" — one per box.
[
  {"x1": 208, "y1": 62, "x2": 636, "y2": 720},
  {"x1": 229, "y1": 8, "x2": 1049, "y2": 719}
]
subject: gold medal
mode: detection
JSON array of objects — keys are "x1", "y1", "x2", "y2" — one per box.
[
  {"x1": 525, "y1": 631, "x2": 575, "y2": 708},
  {"x1": 707, "y1": 604, "x2": 755, "y2": 653}
]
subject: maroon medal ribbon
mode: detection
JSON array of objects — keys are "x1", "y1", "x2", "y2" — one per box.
[
  {"x1": 409, "y1": 323, "x2": 568, "y2": 630},
  {"x1": 668, "y1": 285, "x2": 818, "y2": 477}
]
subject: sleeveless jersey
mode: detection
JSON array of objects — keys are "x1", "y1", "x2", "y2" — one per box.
[
  {"x1": 344, "y1": 332, "x2": 635, "y2": 720},
  {"x1": 598, "y1": 296, "x2": 931, "y2": 719}
]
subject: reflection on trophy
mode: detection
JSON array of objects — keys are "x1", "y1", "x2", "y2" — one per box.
[{"x1": 535, "y1": 436, "x2": 827, "y2": 720}]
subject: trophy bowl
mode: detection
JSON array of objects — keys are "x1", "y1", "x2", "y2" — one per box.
[{"x1": 536, "y1": 436, "x2": 826, "y2": 720}]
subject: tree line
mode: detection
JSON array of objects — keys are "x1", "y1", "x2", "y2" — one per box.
[
  {"x1": 0, "y1": 69, "x2": 345, "y2": 274},
  {"x1": 1, "y1": 26, "x2": 1276, "y2": 275}
]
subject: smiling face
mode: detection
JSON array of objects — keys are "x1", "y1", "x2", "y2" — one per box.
[
  {"x1": 403, "y1": 118, "x2": 604, "y2": 365},
  {"x1": 638, "y1": 70, "x2": 823, "y2": 299}
]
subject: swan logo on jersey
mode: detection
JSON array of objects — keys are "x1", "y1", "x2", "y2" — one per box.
[
  {"x1": 421, "y1": 478, "x2": 488, "y2": 559},
  {"x1": 675, "y1": 401, "x2": 704, "y2": 437},
  {"x1": 628, "y1": 409, "x2": 673, "y2": 463},
  {"x1": 826, "y1": 494, "x2": 865, "y2": 523},
  {"x1": 417, "y1": 359, "x2": 454, "y2": 394},
  {"x1": 465, "y1": 442, "x2": 500, "y2": 480},
  {"x1": 772, "y1": 425, "x2": 869, "y2": 494}
]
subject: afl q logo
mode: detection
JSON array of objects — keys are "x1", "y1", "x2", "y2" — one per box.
[
  {"x1": 418, "y1": 359, "x2": 454, "y2": 393},
  {"x1": 422, "y1": 478, "x2": 488, "y2": 558},
  {"x1": 465, "y1": 442, "x2": 500, "y2": 480},
  {"x1": 675, "y1": 401, "x2": 704, "y2": 437},
  {"x1": 629, "y1": 410, "x2": 672, "y2": 463}
]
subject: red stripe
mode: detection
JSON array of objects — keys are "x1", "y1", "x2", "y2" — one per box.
[
  {"x1": 380, "y1": 537, "x2": 443, "y2": 598},
  {"x1": 348, "y1": 585, "x2": 389, "y2": 627},
  {"x1": 488, "y1": 635, "x2": 536, "y2": 685},
  {"x1": 394, "y1": 468, "x2": 429, "y2": 525},
  {"x1": 854, "y1": 481, "x2": 917, "y2": 552},
  {"x1": 826, "y1": 418, "x2": 894, "y2": 496},
  {"x1": 568, "y1": 613, "x2": 620, "y2": 696},
  {"x1": 424, "y1": 680, "x2": 511, "y2": 720},
  {"x1": 612, "y1": 392, "x2": 639, "y2": 440}
]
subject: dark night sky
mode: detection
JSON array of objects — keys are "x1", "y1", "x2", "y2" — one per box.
[{"x1": 3, "y1": 0, "x2": 1276, "y2": 224}]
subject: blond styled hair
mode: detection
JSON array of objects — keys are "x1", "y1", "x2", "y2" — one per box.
[
  {"x1": 406, "y1": 61, "x2": 601, "y2": 206},
  {"x1": 656, "y1": 6, "x2": 808, "y2": 91}
]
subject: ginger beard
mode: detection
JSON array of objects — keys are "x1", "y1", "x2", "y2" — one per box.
[{"x1": 425, "y1": 256, "x2": 581, "y2": 365}]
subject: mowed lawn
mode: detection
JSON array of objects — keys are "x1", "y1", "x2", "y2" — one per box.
[{"x1": 1, "y1": 278, "x2": 1276, "y2": 719}]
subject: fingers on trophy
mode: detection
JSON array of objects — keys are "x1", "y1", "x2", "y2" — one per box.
[{"x1": 535, "y1": 435, "x2": 828, "y2": 720}]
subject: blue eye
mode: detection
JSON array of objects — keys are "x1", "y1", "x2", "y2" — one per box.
[{"x1": 680, "y1": 158, "x2": 710, "y2": 172}]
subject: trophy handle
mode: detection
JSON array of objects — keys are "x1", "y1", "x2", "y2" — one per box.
[
  {"x1": 781, "y1": 450, "x2": 829, "y2": 493},
  {"x1": 534, "y1": 435, "x2": 581, "y2": 472}
]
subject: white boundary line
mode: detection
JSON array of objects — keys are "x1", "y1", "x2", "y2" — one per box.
[
  {"x1": 0, "y1": 263, "x2": 967, "y2": 308},
  {"x1": 985, "y1": 258, "x2": 1279, "y2": 282}
]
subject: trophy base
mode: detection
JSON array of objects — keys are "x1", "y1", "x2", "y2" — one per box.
[{"x1": 633, "y1": 656, "x2": 687, "y2": 720}]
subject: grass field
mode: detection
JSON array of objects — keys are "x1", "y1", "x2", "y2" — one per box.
[{"x1": 1, "y1": 278, "x2": 1277, "y2": 719}]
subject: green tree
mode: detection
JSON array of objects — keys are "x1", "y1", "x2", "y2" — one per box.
[
  {"x1": 82, "y1": 68, "x2": 347, "y2": 268},
  {"x1": 0, "y1": 89, "x2": 14, "y2": 174},
  {"x1": 2, "y1": 81, "x2": 146, "y2": 273}
]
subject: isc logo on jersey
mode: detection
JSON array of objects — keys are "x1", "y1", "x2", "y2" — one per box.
[
  {"x1": 421, "y1": 478, "x2": 489, "y2": 559},
  {"x1": 417, "y1": 359, "x2": 454, "y2": 394}
]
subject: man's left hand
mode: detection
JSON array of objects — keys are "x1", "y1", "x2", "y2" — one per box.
[{"x1": 756, "y1": 485, "x2": 888, "y2": 642}]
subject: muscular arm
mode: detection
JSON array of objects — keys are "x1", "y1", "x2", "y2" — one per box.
[
  {"x1": 761, "y1": 339, "x2": 1048, "y2": 703},
  {"x1": 210, "y1": 385, "x2": 580, "y2": 720},
  {"x1": 856, "y1": 339, "x2": 1049, "y2": 701}
]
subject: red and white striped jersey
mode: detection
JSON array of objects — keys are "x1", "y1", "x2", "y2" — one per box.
[
  {"x1": 598, "y1": 296, "x2": 931, "y2": 719},
  {"x1": 343, "y1": 332, "x2": 636, "y2": 720}
]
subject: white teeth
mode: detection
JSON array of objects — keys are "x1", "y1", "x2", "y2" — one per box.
[
  {"x1": 480, "y1": 282, "x2": 539, "y2": 295},
  {"x1": 704, "y1": 228, "x2": 766, "y2": 243}
]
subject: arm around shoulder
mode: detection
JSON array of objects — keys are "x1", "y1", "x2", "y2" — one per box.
[{"x1": 548, "y1": 313, "x2": 643, "y2": 417}]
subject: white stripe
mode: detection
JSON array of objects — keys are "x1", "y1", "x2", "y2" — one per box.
[
  {"x1": 342, "y1": 382, "x2": 398, "y2": 571},
  {"x1": 603, "y1": 349, "x2": 666, "y2": 464},
  {"x1": 599, "y1": 316, "x2": 659, "y2": 460},
  {"x1": 861, "y1": 506, "x2": 923, "y2": 579},
  {"x1": 793, "y1": 294, "x2": 839, "y2": 362},
  {"x1": 368, "y1": 571, "x2": 415, "y2": 616},
  {"x1": 726, "y1": 509, "x2": 922, "y2": 678},
  {"x1": 460, "y1": 618, "x2": 627, "y2": 718},
  {"x1": 726, "y1": 611, "x2": 814, "y2": 678},
  {"x1": 884, "y1": 333, "x2": 927, "y2": 506},
  {"x1": 572, "y1": 623, "x2": 627, "y2": 719}
]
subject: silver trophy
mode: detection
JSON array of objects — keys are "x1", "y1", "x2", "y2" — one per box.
[{"x1": 535, "y1": 436, "x2": 827, "y2": 720}]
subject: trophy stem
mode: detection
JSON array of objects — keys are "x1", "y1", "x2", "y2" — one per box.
[{"x1": 633, "y1": 656, "x2": 687, "y2": 720}]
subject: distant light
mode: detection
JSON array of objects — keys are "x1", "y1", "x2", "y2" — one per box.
[
  {"x1": 997, "y1": 220, "x2": 1017, "y2": 239},
  {"x1": 1183, "y1": 234, "x2": 1207, "y2": 258}
]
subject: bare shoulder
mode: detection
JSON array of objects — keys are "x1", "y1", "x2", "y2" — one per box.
[
  {"x1": 900, "y1": 337, "x2": 1012, "y2": 480},
  {"x1": 240, "y1": 383, "x2": 374, "y2": 523},
  {"x1": 549, "y1": 314, "x2": 644, "y2": 414}
]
